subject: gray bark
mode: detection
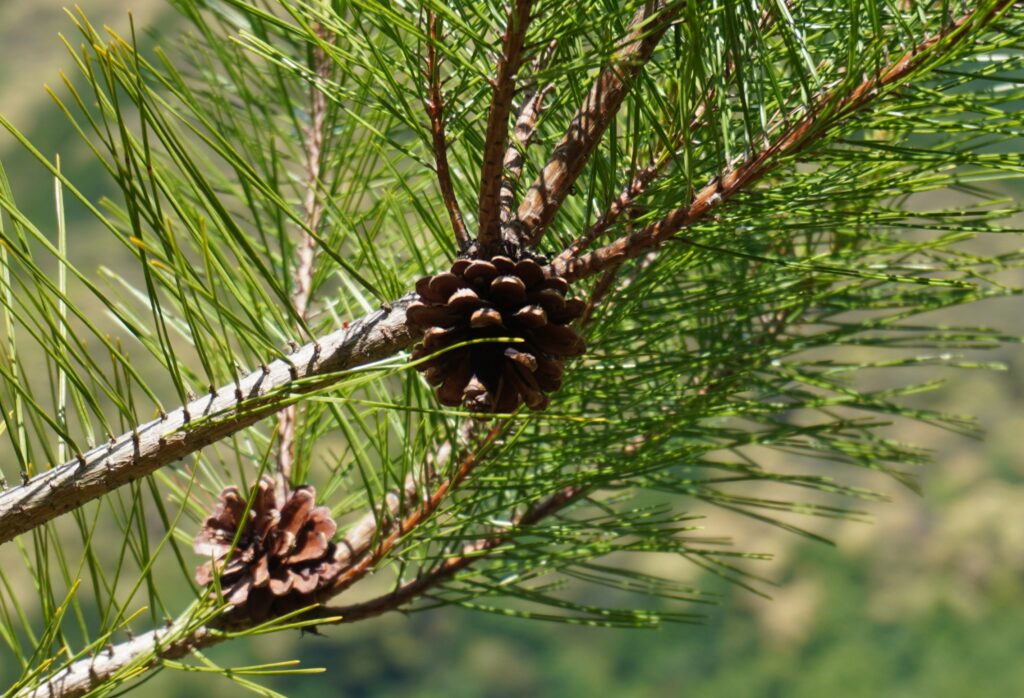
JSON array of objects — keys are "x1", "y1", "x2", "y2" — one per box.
[{"x1": 0, "y1": 295, "x2": 419, "y2": 545}]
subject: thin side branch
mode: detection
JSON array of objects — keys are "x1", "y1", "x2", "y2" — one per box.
[
  {"x1": 514, "y1": 1, "x2": 677, "y2": 247},
  {"x1": 476, "y1": 0, "x2": 535, "y2": 251},
  {"x1": 551, "y1": 0, "x2": 1013, "y2": 282},
  {"x1": 498, "y1": 40, "x2": 557, "y2": 231},
  {"x1": 325, "y1": 483, "x2": 586, "y2": 623},
  {"x1": 424, "y1": 12, "x2": 470, "y2": 249},
  {"x1": 326, "y1": 422, "x2": 506, "y2": 594},
  {"x1": 276, "y1": 28, "x2": 333, "y2": 485},
  {"x1": 335, "y1": 420, "x2": 475, "y2": 566},
  {"x1": 558, "y1": 153, "x2": 668, "y2": 266}
]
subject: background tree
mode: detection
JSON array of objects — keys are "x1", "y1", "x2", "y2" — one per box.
[{"x1": 0, "y1": 0, "x2": 1022, "y2": 695}]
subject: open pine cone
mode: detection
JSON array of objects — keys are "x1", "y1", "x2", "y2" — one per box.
[
  {"x1": 408, "y1": 255, "x2": 586, "y2": 412},
  {"x1": 194, "y1": 476, "x2": 340, "y2": 615}
]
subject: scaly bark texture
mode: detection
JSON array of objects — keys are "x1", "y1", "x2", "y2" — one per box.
[
  {"x1": 476, "y1": 0, "x2": 534, "y2": 251},
  {"x1": 514, "y1": 2, "x2": 676, "y2": 246},
  {"x1": 0, "y1": 296, "x2": 420, "y2": 545}
]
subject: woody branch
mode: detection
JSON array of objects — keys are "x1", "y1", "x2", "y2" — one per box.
[
  {"x1": 513, "y1": 1, "x2": 678, "y2": 248},
  {"x1": 498, "y1": 40, "x2": 557, "y2": 228},
  {"x1": 476, "y1": 0, "x2": 534, "y2": 252},
  {"x1": 424, "y1": 11, "x2": 470, "y2": 249}
]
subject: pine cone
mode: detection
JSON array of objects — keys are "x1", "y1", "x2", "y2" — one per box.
[
  {"x1": 194, "y1": 477, "x2": 340, "y2": 615},
  {"x1": 408, "y1": 255, "x2": 586, "y2": 412}
]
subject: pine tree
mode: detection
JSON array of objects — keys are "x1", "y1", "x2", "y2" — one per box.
[{"x1": 0, "y1": 1, "x2": 1022, "y2": 695}]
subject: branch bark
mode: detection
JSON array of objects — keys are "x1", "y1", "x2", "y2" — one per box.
[
  {"x1": 0, "y1": 295, "x2": 421, "y2": 545},
  {"x1": 476, "y1": 0, "x2": 534, "y2": 251},
  {"x1": 15, "y1": 621, "x2": 219, "y2": 698},
  {"x1": 424, "y1": 11, "x2": 470, "y2": 249},
  {"x1": 498, "y1": 40, "x2": 557, "y2": 230},
  {"x1": 513, "y1": 1, "x2": 677, "y2": 247}
]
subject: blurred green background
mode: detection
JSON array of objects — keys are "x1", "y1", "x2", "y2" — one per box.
[{"x1": 2, "y1": 2, "x2": 1023, "y2": 696}]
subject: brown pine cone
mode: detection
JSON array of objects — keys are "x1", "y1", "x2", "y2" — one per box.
[
  {"x1": 408, "y1": 255, "x2": 586, "y2": 412},
  {"x1": 194, "y1": 476, "x2": 340, "y2": 616}
]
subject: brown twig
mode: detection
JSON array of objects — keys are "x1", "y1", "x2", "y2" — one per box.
[
  {"x1": 476, "y1": 0, "x2": 535, "y2": 252},
  {"x1": 514, "y1": 2, "x2": 678, "y2": 248},
  {"x1": 551, "y1": 0, "x2": 1013, "y2": 282},
  {"x1": 560, "y1": 150, "x2": 671, "y2": 268},
  {"x1": 324, "y1": 483, "x2": 586, "y2": 623},
  {"x1": 556, "y1": 1, "x2": 784, "y2": 267},
  {"x1": 334, "y1": 421, "x2": 475, "y2": 567},
  {"x1": 326, "y1": 422, "x2": 506, "y2": 594},
  {"x1": 276, "y1": 27, "x2": 332, "y2": 486},
  {"x1": 424, "y1": 12, "x2": 470, "y2": 249},
  {"x1": 498, "y1": 40, "x2": 558, "y2": 230}
]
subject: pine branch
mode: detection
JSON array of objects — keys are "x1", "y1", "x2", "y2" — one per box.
[
  {"x1": 424, "y1": 11, "x2": 470, "y2": 249},
  {"x1": 0, "y1": 296, "x2": 420, "y2": 545},
  {"x1": 6, "y1": 2, "x2": 1023, "y2": 694},
  {"x1": 476, "y1": 0, "x2": 535, "y2": 252},
  {"x1": 513, "y1": 1, "x2": 678, "y2": 247},
  {"x1": 552, "y1": 0, "x2": 1016, "y2": 281},
  {"x1": 324, "y1": 483, "x2": 586, "y2": 623}
]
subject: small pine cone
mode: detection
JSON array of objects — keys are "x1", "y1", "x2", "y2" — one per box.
[
  {"x1": 408, "y1": 255, "x2": 586, "y2": 412},
  {"x1": 194, "y1": 476, "x2": 340, "y2": 616}
]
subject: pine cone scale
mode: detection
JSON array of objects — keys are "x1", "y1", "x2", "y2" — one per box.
[{"x1": 194, "y1": 477, "x2": 342, "y2": 617}]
